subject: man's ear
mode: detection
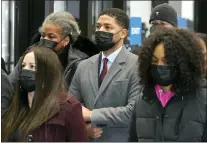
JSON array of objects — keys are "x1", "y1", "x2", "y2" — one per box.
[{"x1": 121, "y1": 29, "x2": 128, "y2": 39}]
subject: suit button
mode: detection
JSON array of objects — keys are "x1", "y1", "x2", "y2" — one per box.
[
  {"x1": 156, "y1": 116, "x2": 159, "y2": 119},
  {"x1": 164, "y1": 115, "x2": 168, "y2": 118},
  {"x1": 27, "y1": 135, "x2": 33, "y2": 142}
]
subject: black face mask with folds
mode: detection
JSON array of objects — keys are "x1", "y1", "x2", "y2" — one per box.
[
  {"x1": 39, "y1": 39, "x2": 58, "y2": 50},
  {"x1": 19, "y1": 69, "x2": 36, "y2": 92},
  {"x1": 150, "y1": 65, "x2": 178, "y2": 86},
  {"x1": 95, "y1": 31, "x2": 118, "y2": 51}
]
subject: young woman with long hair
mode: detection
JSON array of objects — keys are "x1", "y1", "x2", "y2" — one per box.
[
  {"x1": 129, "y1": 28, "x2": 206, "y2": 142},
  {"x1": 2, "y1": 45, "x2": 88, "y2": 142}
]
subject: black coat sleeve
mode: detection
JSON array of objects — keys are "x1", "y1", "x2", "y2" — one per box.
[
  {"x1": 9, "y1": 57, "x2": 22, "y2": 90},
  {"x1": 1, "y1": 57, "x2": 8, "y2": 74},
  {"x1": 1, "y1": 70, "x2": 13, "y2": 115},
  {"x1": 203, "y1": 103, "x2": 207, "y2": 141},
  {"x1": 202, "y1": 86, "x2": 207, "y2": 141},
  {"x1": 128, "y1": 100, "x2": 138, "y2": 142}
]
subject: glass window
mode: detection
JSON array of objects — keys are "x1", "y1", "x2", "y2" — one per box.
[
  {"x1": 126, "y1": 1, "x2": 152, "y2": 51},
  {"x1": 45, "y1": 1, "x2": 54, "y2": 17},
  {"x1": 54, "y1": 1, "x2": 66, "y2": 12},
  {"x1": 91, "y1": 0, "x2": 112, "y2": 26},
  {"x1": 169, "y1": 0, "x2": 194, "y2": 30},
  {"x1": 90, "y1": 0, "x2": 112, "y2": 39},
  {"x1": 45, "y1": 1, "x2": 80, "y2": 21},
  {"x1": 65, "y1": 1, "x2": 80, "y2": 20},
  {"x1": 1, "y1": 1, "x2": 15, "y2": 72}
]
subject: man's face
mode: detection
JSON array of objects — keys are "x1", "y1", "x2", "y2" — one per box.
[
  {"x1": 151, "y1": 20, "x2": 174, "y2": 28},
  {"x1": 96, "y1": 15, "x2": 128, "y2": 43},
  {"x1": 150, "y1": 20, "x2": 174, "y2": 34}
]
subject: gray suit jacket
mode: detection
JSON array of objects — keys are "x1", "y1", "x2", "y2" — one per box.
[{"x1": 69, "y1": 47, "x2": 141, "y2": 142}]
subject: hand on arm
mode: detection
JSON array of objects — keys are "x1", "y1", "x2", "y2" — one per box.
[
  {"x1": 82, "y1": 106, "x2": 103, "y2": 139},
  {"x1": 82, "y1": 106, "x2": 92, "y2": 121},
  {"x1": 85, "y1": 123, "x2": 103, "y2": 139}
]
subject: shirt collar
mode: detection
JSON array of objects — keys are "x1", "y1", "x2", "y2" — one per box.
[{"x1": 101, "y1": 46, "x2": 122, "y2": 63}]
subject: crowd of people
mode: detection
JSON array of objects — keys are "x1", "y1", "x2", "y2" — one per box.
[{"x1": 1, "y1": 3, "x2": 207, "y2": 142}]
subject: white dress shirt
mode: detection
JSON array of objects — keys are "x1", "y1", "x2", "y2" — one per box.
[{"x1": 99, "y1": 47, "x2": 122, "y2": 74}]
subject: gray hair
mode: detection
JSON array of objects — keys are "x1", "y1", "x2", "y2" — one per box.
[{"x1": 39, "y1": 11, "x2": 80, "y2": 42}]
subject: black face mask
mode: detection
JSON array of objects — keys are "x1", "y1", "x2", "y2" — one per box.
[
  {"x1": 95, "y1": 31, "x2": 119, "y2": 51},
  {"x1": 19, "y1": 69, "x2": 36, "y2": 92},
  {"x1": 39, "y1": 39, "x2": 58, "y2": 50},
  {"x1": 150, "y1": 65, "x2": 178, "y2": 86}
]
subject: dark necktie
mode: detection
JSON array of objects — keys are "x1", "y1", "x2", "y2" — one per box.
[{"x1": 100, "y1": 58, "x2": 108, "y2": 82}]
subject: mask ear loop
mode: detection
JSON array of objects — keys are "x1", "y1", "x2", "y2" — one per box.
[
  {"x1": 113, "y1": 29, "x2": 124, "y2": 45},
  {"x1": 114, "y1": 29, "x2": 123, "y2": 36}
]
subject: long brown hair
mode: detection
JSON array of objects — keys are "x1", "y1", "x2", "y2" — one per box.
[{"x1": 2, "y1": 45, "x2": 67, "y2": 141}]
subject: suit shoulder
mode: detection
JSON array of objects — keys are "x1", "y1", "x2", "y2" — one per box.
[
  {"x1": 78, "y1": 54, "x2": 99, "y2": 68},
  {"x1": 125, "y1": 52, "x2": 138, "y2": 68},
  {"x1": 128, "y1": 52, "x2": 138, "y2": 60}
]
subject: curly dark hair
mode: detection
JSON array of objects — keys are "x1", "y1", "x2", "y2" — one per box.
[
  {"x1": 99, "y1": 8, "x2": 129, "y2": 30},
  {"x1": 175, "y1": 29, "x2": 206, "y2": 75},
  {"x1": 196, "y1": 33, "x2": 207, "y2": 47},
  {"x1": 138, "y1": 28, "x2": 204, "y2": 94}
]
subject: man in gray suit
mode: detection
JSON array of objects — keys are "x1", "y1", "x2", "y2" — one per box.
[{"x1": 69, "y1": 8, "x2": 140, "y2": 142}]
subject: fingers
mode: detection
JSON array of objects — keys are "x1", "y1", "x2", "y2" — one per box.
[
  {"x1": 93, "y1": 128, "x2": 103, "y2": 136},
  {"x1": 93, "y1": 128, "x2": 102, "y2": 133},
  {"x1": 91, "y1": 129, "x2": 103, "y2": 138},
  {"x1": 93, "y1": 132, "x2": 103, "y2": 138},
  {"x1": 85, "y1": 124, "x2": 103, "y2": 139}
]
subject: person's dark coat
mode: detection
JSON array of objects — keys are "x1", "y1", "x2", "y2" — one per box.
[
  {"x1": 1, "y1": 57, "x2": 8, "y2": 74},
  {"x1": 201, "y1": 78, "x2": 207, "y2": 89},
  {"x1": 1, "y1": 70, "x2": 13, "y2": 115},
  {"x1": 128, "y1": 87, "x2": 207, "y2": 142},
  {"x1": 9, "y1": 94, "x2": 88, "y2": 142},
  {"x1": 9, "y1": 33, "x2": 100, "y2": 89}
]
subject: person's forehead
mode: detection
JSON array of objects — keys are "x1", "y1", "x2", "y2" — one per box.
[
  {"x1": 23, "y1": 52, "x2": 35, "y2": 63},
  {"x1": 42, "y1": 24, "x2": 62, "y2": 34},
  {"x1": 97, "y1": 15, "x2": 118, "y2": 26}
]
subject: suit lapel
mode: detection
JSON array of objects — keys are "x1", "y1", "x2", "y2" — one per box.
[
  {"x1": 93, "y1": 47, "x2": 129, "y2": 106},
  {"x1": 98, "y1": 61, "x2": 121, "y2": 97},
  {"x1": 88, "y1": 55, "x2": 99, "y2": 97}
]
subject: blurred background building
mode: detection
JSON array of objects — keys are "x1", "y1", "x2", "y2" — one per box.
[{"x1": 1, "y1": 0, "x2": 207, "y2": 73}]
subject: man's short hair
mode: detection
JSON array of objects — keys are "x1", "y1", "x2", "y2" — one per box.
[{"x1": 99, "y1": 8, "x2": 129, "y2": 30}]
